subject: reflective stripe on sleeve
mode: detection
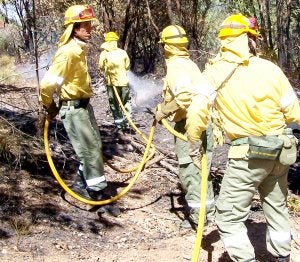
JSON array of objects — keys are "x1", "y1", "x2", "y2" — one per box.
[
  {"x1": 86, "y1": 176, "x2": 106, "y2": 187},
  {"x1": 173, "y1": 76, "x2": 191, "y2": 95},
  {"x1": 43, "y1": 71, "x2": 64, "y2": 86},
  {"x1": 281, "y1": 90, "x2": 297, "y2": 109},
  {"x1": 268, "y1": 230, "x2": 291, "y2": 243},
  {"x1": 223, "y1": 232, "x2": 250, "y2": 249},
  {"x1": 193, "y1": 83, "x2": 216, "y2": 102}
]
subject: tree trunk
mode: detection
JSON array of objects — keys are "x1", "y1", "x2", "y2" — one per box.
[
  {"x1": 257, "y1": 0, "x2": 273, "y2": 50},
  {"x1": 276, "y1": 0, "x2": 292, "y2": 69}
]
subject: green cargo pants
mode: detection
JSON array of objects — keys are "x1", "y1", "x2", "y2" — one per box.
[
  {"x1": 216, "y1": 155, "x2": 291, "y2": 261},
  {"x1": 59, "y1": 104, "x2": 107, "y2": 191},
  {"x1": 107, "y1": 85, "x2": 132, "y2": 129},
  {"x1": 174, "y1": 119, "x2": 215, "y2": 224}
]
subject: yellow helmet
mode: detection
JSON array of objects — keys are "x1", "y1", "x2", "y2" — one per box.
[
  {"x1": 104, "y1": 31, "x2": 119, "y2": 41},
  {"x1": 218, "y1": 14, "x2": 259, "y2": 38},
  {"x1": 159, "y1": 25, "x2": 188, "y2": 44},
  {"x1": 64, "y1": 5, "x2": 96, "y2": 26}
]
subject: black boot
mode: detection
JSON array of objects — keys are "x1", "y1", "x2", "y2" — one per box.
[
  {"x1": 87, "y1": 188, "x2": 106, "y2": 201},
  {"x1": 70, "y1": 184, "x2": 91, "y2": 199},
  {"x1": 180, "y1": 218, "x2": 197, "y2": 230},
  {"x1": 70, "y1": 169, "x2": 91, "y2": 199},
  {"x1": 92, "y1": 186, "x2": 121, "y2": 217}
]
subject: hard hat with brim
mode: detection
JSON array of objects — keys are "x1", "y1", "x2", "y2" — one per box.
[
  {"x1": 218, "y1": 14, "x2": 259, "y2": 39},
  {"x1": 104, "y1": 32, "x2": 119, "y2": 42},
  {"x1": 159, "y1": 25, "x2": 189, "y2": 44},
  {"x1": 64, "y1": 5, "x2": 96, "y2": 26},
  {"x1": 58, "y1": 5, "x2": 96, "y2": 47}
]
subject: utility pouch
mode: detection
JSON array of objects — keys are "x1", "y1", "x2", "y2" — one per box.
[
  {"x1": 248, "y1": 136, "x2": 283, "y2": 160},
  {"x1": 278, "y1": 128, "x2": 298, "y2": 165}
]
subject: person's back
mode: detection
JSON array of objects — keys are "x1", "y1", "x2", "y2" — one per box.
[
  {"x1": 163, "y1": 56, "x2": 210, "y2": 122},
  {"x1": 186, "y1": 14, "x2": 300, "y2": 261},
  {"x1": 99, "y1": 41, "x2": 130, "y2": 87},
  {"x1": 209, "y1": 55, "x2": 298, "y2": 140},
  {"x1": 154, "y1": 25, "x2": 216, "y2": 229},
  {"x1": 98, "y1": 31, "x2": 132, "y2": 131}
]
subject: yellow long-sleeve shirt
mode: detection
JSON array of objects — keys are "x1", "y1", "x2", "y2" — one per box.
[
  {"x1": 187, "y1": 55, "x2": 300, "y2": 142},
  {"x1": 162, "y1": 43, "x2": 214, "y2": 123},
  {"x1": 98, "y1": 41, "x2": 130, "y2": 87},
  {"x1": 39, "y1": 38, "x2": 93, "y2": 107}
]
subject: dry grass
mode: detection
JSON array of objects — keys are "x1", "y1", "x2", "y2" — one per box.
[
  {"x1": 9, "y1": 217, "x2": 32, "y2": 236},
  {"x1": 0, "y1": 117, "x2": 44, "y2": 169},
  {"x1": 288, "y1": 195, "x2": 300, "y2": 213},
  {"x1": 0, "y1": 55, "x2": 18, "y2": 84}
]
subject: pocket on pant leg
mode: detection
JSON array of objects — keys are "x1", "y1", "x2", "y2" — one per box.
[{"x1": 216, "y1": 198, "x2": 234, "y2": 224}]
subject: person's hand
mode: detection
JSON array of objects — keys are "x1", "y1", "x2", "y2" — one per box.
[
  {"x1": 155, "y1": 100, "x2": 180, "y2": 123},
  {"x1": 44, "y1": 102, "x2": 59, "y2": 120},
  {"x1": 155, "y1": 103, "x2": 167, "y2": 122},
  {"x1": 188, "y1": 140, "x2": 203, "y2": 170}
]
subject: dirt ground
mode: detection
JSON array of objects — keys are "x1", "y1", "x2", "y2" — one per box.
[{"x1": 0, "y1": 75, "x2": 299, "y2": 262}]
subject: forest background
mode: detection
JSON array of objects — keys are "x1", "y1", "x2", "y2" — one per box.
[{"x1": 0, "y1": 0, "x2": 299, "y2": 84}]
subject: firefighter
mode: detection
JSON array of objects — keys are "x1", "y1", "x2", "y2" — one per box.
[
  {"x1": 154, "y1": 25, "x2": 216, "y2": 229},
  {"x1": 98, "y1": 31, "x2": 132, "y2": 131},
  {"x1": 186, "y1": 14, "x2": 300, "y2": 261},
  {"x1": 39, "y1": 5, "x2": 112, "y2": 201}
]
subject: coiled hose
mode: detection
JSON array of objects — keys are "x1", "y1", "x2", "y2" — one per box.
[
  {"x1": 44, "y1": 116, "x2": 157, "y2": 205},
  {"x1": 44, "y1": 88, "x2": 207, "y2": 260}
]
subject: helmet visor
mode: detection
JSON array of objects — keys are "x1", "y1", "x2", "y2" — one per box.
[{"x1": 74, "y1": 6, "x2": 95, "y2": 21}]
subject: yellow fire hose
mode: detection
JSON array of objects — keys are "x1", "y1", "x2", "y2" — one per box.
[
  {"x1": 44, "y1": 84, "x2": 206, "y2": 259},
  {"x1": 112, "y1": 87, "x2": 208, "y2": 259},
  {"x1": 43, "y1": 86, "x2": 156, "y2": 205},
  {"x1": 105, "y1": 86, "x2": 156, "y2": 173},
  {"x1": 44, "y1": 116, "x2": 157, "y2": 205},
  {"x1": 192, "y1": 153, "x2": 207, "y2": 262},
  {"x1": 161, "y1": 118, "x2": 187, "y2": 141},
  {"x1": 161, "y1": 118, "x2": 208, "y2": 261}
]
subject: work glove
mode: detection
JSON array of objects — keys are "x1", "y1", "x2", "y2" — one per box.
[
  {"x1": 44, "y1": 102, "x2": 59, "y2": 120},
  {"x1": 155, "y1": 104, "x2": 166, "y2": 122},
  {"x1": 188, "y1": 140, "x2": 203, "y2": 170},
  {"x1": 155, "y1": 100, "x2": 179, "y2": 123}
]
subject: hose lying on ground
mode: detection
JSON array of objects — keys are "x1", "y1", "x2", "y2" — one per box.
[{"x1": 44, "y1": 117, "x2": 157, "y2": 205}]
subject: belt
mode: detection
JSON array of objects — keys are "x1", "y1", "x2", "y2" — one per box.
[
  {"x1": 60, "y1": 98, "x2": 90, "y2": 109},
  {"x1": 231, "y1": 133, "x2": 285, "y2": 146}
]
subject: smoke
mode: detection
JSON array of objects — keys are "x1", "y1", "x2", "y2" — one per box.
[
  {"x1": 15, "y1": 48, "x2": 56, "y2": 84},
  {"x1": 38, "y1": 49, "x2": 56, "y2": 78},
  {"x1": 128, "y1": 71, "x2": 163, "y2": 109}
]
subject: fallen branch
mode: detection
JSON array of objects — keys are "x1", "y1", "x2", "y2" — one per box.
[
  {"x1": 159, "y1": 160, "x2": 178, "y2": 175},
  {"x1": 145, "y1": 153, "x2": 165, "y2": 168}
]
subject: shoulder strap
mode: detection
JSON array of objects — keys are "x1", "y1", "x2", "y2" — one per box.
[{"x1": 216, "y1": 63, "x2": 240, "y2": 91}]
